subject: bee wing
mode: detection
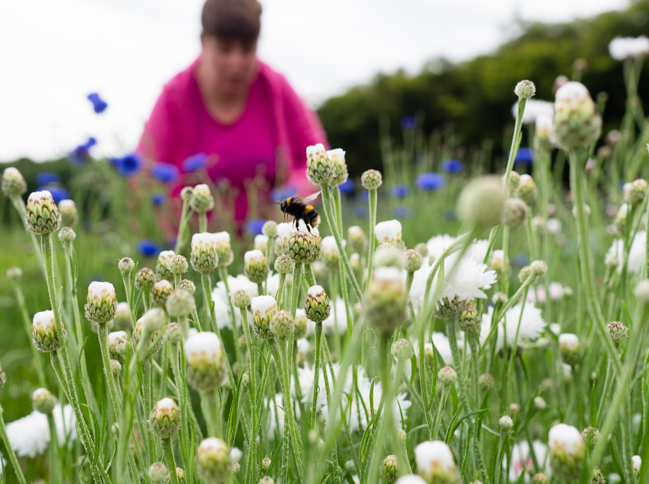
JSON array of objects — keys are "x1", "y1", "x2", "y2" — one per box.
[{"x1": 302, "y1": 190, "x2": 322, "y2": 203}]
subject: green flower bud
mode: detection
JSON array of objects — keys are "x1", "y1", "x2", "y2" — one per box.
[
  {"x1": 328, "y1": 148, "x2": 348, "y2": 186},
  {"x1": 405, "y1": 249, "x2": 423, "y2": 273},
  {"x1": 457, "y1": 307, "x2": 481, "y2": 335},
  {"x1": 176, "y1": 467, "x2": 186, "y2": 482},
  {"x1": 391, "y1": 338, "x2": 414, "y2": 362},
  {"x1": 531, "y1": 260, "x2": 548, "y2": 277},
  {"x1": 178, "y1": 279, "x2": 196, "y2": 294},
  {"x1": 534, "y1": 396, "x2": 546, "y2": 410},
  {"x1": 289, "y1": 229, "x2": 319, "y2": 264},
  {"x1": 148, "y1": 462, "x2": 169, "y2": 484},
  {"x1": 133, "y1": 310, "x2": 165, "y2": 357},
  {"x1": 363, "y1": 268, "x2": 406, "y2": 333},
  {"x1": 559, "y1": 333, "x2": 581, "y2": 366},
  {"x1": 191, "y1": 233, "x2": 219, "y2": 273},
  {"x1": 191, "y1": 184, "x2": 214, "y2": 213},
  {"x1": 84, "y1": 281, "x2": 117, "y2": 324},
  {"x1": 231, "y1": 289, "x2": 251, "y2": 309},
  {"x1": 294, "y1": 309, "x2": 307, "y2": 340},
  {"x1": 213, "y1": 232, "x2": 233, "y2": 267},
  {"x1": 553, "y1": 82, "x2": 602, "y2": 151},
  {"x1": 516, "y1": 175, "x2": 538, "y2": 206},
  {"x1": 606, "y1": 321, "x2": 628, "y2": 347},
  {"x1": 262, "y1": 220, "x2": 278, "y2": 238},
  {"x1": 108, "y1": 330, "x2": 129, "y2": 361},
  {"x1": 58, "y1": 227, "x2": 76, "y2": 247},
  {"x1": 118, "y1": 257, "x2": 135, "y2": 276},
  {"x1": 32, "y1": 388, "x2": 56, "y2": 414},
  {"x1": 135, "y1": 268, "x2": 156, "y2": 292},
  {"x1": 26, "y1": 190, "x2": 61, "y2": 235},
  {"x1": 415, "y1": 242, "x2": 428, "y2": 257},
  {"x1": 152, "y1": 280, "x2": 173, "y2": 309},
  {"x1": 518, "y1": 266, "x2": 534, "y2": 283},
  {"x1": 381, "y1": 455, "x2": 398, "y2": 484},
  {"x1": 348, "y1": 226, "x2": 367, "y2": 253},
  {"x1": 479, "y1": 373, "x2": 494, "y2": 392},
  {"x1": 244, "y1": 250, "x2": 269, "y2": 284},
  {"x1": 2, "y1": 167, "x2": 27, "y2": 197},
  {"x1": 457, "y1": 176, "x2": 506, "y2": 231},
  {"x1": 514, "y1": 80, "x2": 536, "y2": 99},
  {"x1": 438, "y1": 366, "x2": 457, "y2": 386},
  {"x1": 149, "y1": 397, "x2": 181, "y2": 438},
  {"x1": 625, "y1": 179, "x2": 648, "y2": 207},
  {"x1": 274, "y1": 254, "x2": 294, "y2": 274},
  {"x1": 305, "y1": 286, "x2": 330, "y2": 324},
  {"x1": 502, "y1": 198, "x2": 528, "y2": 230},
  {"x1": 261, "y1": 456, "x2": 271, "y2": 472},
  {"x1": 110, "y1": 359, "x2": 122, "y2": 376},
  {"x1": 592, "y1": 466, "x2": 605, "y2": 484},
  {"x1": 6, "y1": 267, "x2": 22, "y2": 283},
  {"x1": 531, "y1": 473, "x2": 549, "y2": 484},
  {"x1": 270, "y1": 310, "x2": 294, "y2": 339},
  {"x1": 361, "y1": 169, "x2": 383, "y2": 190},
  {"x1": 58, "y1": 199, "x2": 78, "y2": 227},
  {"x1": 170, "y1": 255, "x2": 188, "y2": 276},
  {"x1": 181, "y1": 186, "x2": 194, "y2": 203},
  {"x1": 374, "y1": 245, "x2": 405, "y2": 270},
  {"x1": 581, "y1": 427, "x2": 600, "y2": 451},
  {"x1": 185, "y1": 332, "x2": 226, "y2": 392},
  {"x1": 166, "y1": 323, "x2": 183, "y2": 345},
  {"x1": 499, "y1": 415, "x2": 513, "y2": 430},
  {"x1": 196, "y1": 437, "x2": 232, "y2": 484},
  {"x1": 250, "y1": 296, "x2": 278, "y2": 340},
  {"x1": 548, "y1": 424, "x2": 584, "y2": 482},
  {"x1": 433, "y1": 296, "x2": 466, "y2": 321},
  {"x1": 306, "y1": 143, "x2": 333, "y2": 186},
  {"x1": 155, "y1": 250, "x2": 176, "y2": 281},
  {"x1": 166, "y1": 289, "x2": 195, "y2": 318},
  {"x1": 506, "y1": 171, "x2": 521, "y2": 192}
]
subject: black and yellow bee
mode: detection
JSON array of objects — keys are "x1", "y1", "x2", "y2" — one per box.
[{"x1": 277, "y1": 191, "x2": 321, "y2": 232}]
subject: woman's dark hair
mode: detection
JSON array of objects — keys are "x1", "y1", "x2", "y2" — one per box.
[{"x1": 201, "y1": 0, "x2": 262, "y2": 45}]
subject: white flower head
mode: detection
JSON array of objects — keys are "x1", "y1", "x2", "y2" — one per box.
[
  {"x1": 28, "y1": 190, "x2": 54, "y2": 204},
  {"x1": 59, "y1": 199, "x2": 75, "y2": 209},
  {"x1": 327, "y1": 148, "x2": 346, "y2": 162},
  {"x1": 244, "y1": 250, "x2": 265, "y2": 264},
  {"x1": 199, "y1": 436, "x2": 227, "y2": 452},
  {"x1": 33, "y1": 310, "x2": 55, "y2": 330},
  {"x1": 607, "y1": 230, "x2": 646, "y2": 273},
  {"x1": 512, "y1": 99, "x2": 554, "y2": 124},
  {"x1": 555, "y1": 82, "x2": 590, "y2": 102},
  {"x1": 88, "y1": 281, "x2": 115, "y2": 299},
  {"x1": 480, "y1": 304, "x2": 546, "y2": 351},
  {"x1": 375, "y1": 220, "x2": 402, "y2": 244},
  {"x1": 184, "y1": 332, "x2": 222, "y2": 364},
  {"x1": 395, "y1": 477, "x2": 427, "y2": 484},
  {"x1": 250, "y1": 295, "x2": 277, "y2": 320},
  {"x1": 633, "y1": 455, "x2": 642, "y2": 474},
  {"x1": 546, "y1": 218, "x2": 562, "y2": 234},
  {"x1": 213, "y1": 231, "x2": 230, "y2": 243},
  {"x1": 548, "y1": 423, "x2": 583, "y2": 454},
  {"x1": 116, "y1": 302, "x2": 130, "y2": 316},
  {"x1": 231, "y1": 447, "x2": 243, "y2": 463},
  {"x1": 276, "y1": 222, "x2": 296, "y2": 241},
  {"x1": 414, "y1": 441, "x2": 456, "y2": 479},
  {"x1": 254, "y1": 234, "x2": 269, "y2": 250},
  {"x1": 192, "y1": 232, "x2": 218, "y2": 250},
  {"x1": 108, "y1": 331, "x2": 127, "y2": 345},
  {"x1": 558, "y1": 333, "x2": 579, "y2": 350},
  {"x1": 212, "y1": 274, "x2": 258, "y2": 329},
  {"x1": 306, "y1": 143, "x2": 326, "y2": 156},
  {"x1": 609, "y1": 36, "x2": 649, "y2": 60},
  {"x1": 322, "y1": 235, "x2": 340, "y2": 254},
  {"x1": 6, "y1": 404, "x2": 76, "y2": 458}
]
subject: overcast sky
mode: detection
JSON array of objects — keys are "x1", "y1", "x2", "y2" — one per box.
[{"x1": 0, "y1": 0, "x2": 629, "y2": 162}]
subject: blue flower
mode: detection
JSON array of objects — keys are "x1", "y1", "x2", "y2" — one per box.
[
  {"x1": 87, "y1": 93, "x2": 108, "y2": 114},
  {"x1": 182, "y1": 153, "x2": 208, "y2": 172},
  {"x1": 445, "y1": 209, "x2": 456, "y2": 221},
  {"x1": 137, "y1": 239, "x2": 161, "y2": 257},
  {"x1": 110, "y1": 153, "x2": 143, "y2": 177},
  {"x1": 390, "y1": 185, "x2": 410, "y2": 198},
  {"x1": 401, "y1": 116, "x2": 417, "y2": 130},
  {"x1": 357, "y1": 190, "x2": 370, "y2": 203},
  {"x1": 245, "y1": 219, "x2": 266, "y2": 237},
  {"x1": 355, "y1": 206, "x2": 368, "y2": 218},
  {"x1": 513, "y1": 147, "x2": 534, "y2": 165},
  {"x1": 151, "y1": 193, "x2": 167, "y2": 206},
  {"x1": 514, "y1": 253, "x2": 529, "y2": 267},
  {"x1": 440, "y1": 159, "x2": 464, "y2": 174},
  {"x1": 35, "y1": 172, "x2": 60, "y2": 185},
  {"x1": 338, "y1": 179, "x2": 355, "y2": 194},
  {"x1": 68, "y1": 137, "x2": 97, "y2": 165},
  {"x1": 415, "y1": 173, "x2": 445, "y2": 191},
  {"x1": 394, "y1": 206, "x2": 412, "y2": 218},
  {"x1": 152, "y1": 162, "x2": 180, "y2": 183},
  {"x1": 270, "y1": 186, "x2": 297, "y2": 202},
  {"x1": 41, "y1": 187, "x2": 70, "y2": 204}
]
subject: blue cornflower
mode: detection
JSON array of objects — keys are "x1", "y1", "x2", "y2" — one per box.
[
  {"x1": 440, "y1": 159, "x2": 464, "y2": 174},
  {"x1": 270, "y1": 186, "x2": 297, "y2": 202},
  {"x1": 514, "y1": 253, "x2": 529, "y2": 267},
  {"x1": 513, "y1": 147, "x2": 534, "y2": 165},
  {"x1": 394, "y1": 206, "x2": 412, "y2": 218},
  {"x1": 137, "y1": 239, "x2": 161, "y2": 257},
  {"x1": 68, "y1": 137, "x2": 97, "y2": 165},
  {"x1": 338, "y1": 179, "x2": 355, "y2": 194},
  {"x1": 245, "y1": 219, "x2": 266, "y2": 237},
  {"x1": 42, "y1": 187, "x2": 70, "y2": 204},
  {"x1": 390, "y1": 185, "x2": 410, "y2": 198},
  {"x1": 87, "y1": 93, "x2": 108, "y2": 114},
  {"x1": 355, "y1": 206, "x2": 368, "y2": 218},
  {"x1": 35, "y1": 172, "x2": 60, "y2": 185},
  {"x1": 151, "y1": 193, "x2": 167, "y2": 206},
  {"x1": 182, "y1": 153, "x2": 208, "y2": 172},
  {"x1": 111, "y1": 153, "x2": 143, "y2": 177},
  {"x1": 152, "y1": 162, "x2": 180, "y2": 183},
  {"x1": 415, "y1": 173, "x2": 445, "y2": 191},
  {"x1": 401, "y1": 116, "x2": 417, "y2": 130}
]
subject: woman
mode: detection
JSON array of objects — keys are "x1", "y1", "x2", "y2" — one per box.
[{"x1": 138, "y1": 0, "x2": 326, "y2": 223}]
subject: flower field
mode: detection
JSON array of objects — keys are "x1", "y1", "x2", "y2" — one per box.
[{"x1": 2, "y1": 37, "x2": 649, "y2": 484}]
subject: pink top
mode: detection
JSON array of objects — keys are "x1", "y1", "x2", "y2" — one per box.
[{"x1": 138, "y1": 58, "x2": 327, "y2": 221}]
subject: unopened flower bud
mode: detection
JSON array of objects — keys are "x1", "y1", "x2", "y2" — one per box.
[
  {"x1": 152, "y1": 280, "x2": 173, "y2": 309},
  {"x1": 438, "y1": 366, "x2": 457, "y2": 386},
  {"x1": 433, "y1": 296, "x2": 465, "y2": 320},
  {"x1": 534, "y1": 397, "x2": 546, "y2": 410},
  {"x1": 148, "y1": 462, "x2": 169, "y2": 484},
  {"x1": 363, "y1": 268, "x2": 406, "y2": 333},
  {"x1": 149, "y1": 397, "x2": 181, "y2": 438},
  {"x1": 553, "y1": 82, "x2": 602, "y2": 151},
  {"x1": 519, "y1": 266, "x2": 534, "y2": 283},
  {"x1": 110, "y1": 359, "x2": 122, "y2": 376},
  {"x1": 414, "y1": 440, "x2": 460, "y2": 484},
  {"x1": 261, "y1": 456, "x2": 271, "y2": 472},
  {"x1": 294, "y1": 309, "x2": 307, "y2": 340},
  {"x1": 499, "y1": 415, "x2": 513, "y2": 430},
  {"x1": 626, "y1": 179, "x2": 648, "y2": 207},
  {"x1": 118, "y1": 257, "x2": 135, "y2": 276},
  {"x1": 391, "y1": 339, "x2": 414, "y2": 361},
  {"x1": 191, "y1": 233, "x2": 219, "y2": 273},
  {"x1": 6, "y1": 267, "x2": 22, "y2": 282},
  {"x1": 166, "y1": 323, "x2": 183, "y2": 345},
  {"x1": 381, "y1": 455, "x2": 398, "y2": 484},
  {"x1": 375, "y1": 220, "x2": 403, "y2": 248},
  {"x1": 108, "y1": 331, "x2": 128, "y2": 360},
  {"x1": 592, "y1": 466, "x2": 605, "y2": 484},
  {"x1": 305, "y1": 286, "x2": 331, "y2": 324},
  {"x1": 176, "y1": 468, "x2": 186, "y2": 482},
  {"x1": 262, "y1": 220, "x2": 277, "y2": 238},
  {"x1": 244, "y1": 250, "x2": 269, "y2": 284},
  {"x1": 489, "y1": 251, "x2": 510, "y2": 278},
  {"x1": 250, "y1": 296, "x2": 278, "y2": 340},
  {"x1": 196, "y1": 437, "x2": 232, "y2": 484},
  {"x1": 414, "y1": 243, "x2": 428, "y2": 258},
  {"x1": 405, "y1": 249, "x2": 423, "y2": 273},
  {"x1": 361, "y1": 169, "x2": 383, "y2": 190},
  {"x1": 166, "y1": 289, "x2": 195, "y2": 318},
  {"x1": 503, "y1": 198, "x2": 528, "y2": 230},
  {"x1": 374, "y1": 245, "x2": 405, "y2": 269},
  {"x1": 514, "y1": 80, "x2": 536, "y2": 99},
  {"x1": 505, "y1": 171, "x2": 521, "y2": 192},
  {"x1": 58, "y1": 227, "x2": 76, "y2": 246},
  {"x1": 581, "y1": 426, "x2": 600, "y2": 450},
  {"x1": 155, "y1": 250, "x2": 176, "y2": 281},
  {"x1": 328, "y1": 148, "x2": 348, "y2": 186},
  {"x1": 260, "y1": 477, "x2": 274, "y2": 484},
  {"x1": 170, "y1": 255, "x2": 188, "y2": 276},
  {"x1": 479, "y1": 373, "x2": 494, "y2": 392},
  {"x1": 509, "y1": 403, "x2": 521, "y2": 416},
  {"x1": 633, "y1": 455, "x2": 641, "y2": 474},
  {"x1": 181, "y1": 186, "x2": 194, "y2": 203},
  {"x1": 185, "y1": 332, "x2": 226, "y2": 392},
  {"x1": 178, "y1": 279, "x2": 196, "y2": 294},
  {"x1": 26, "y1": 190, "x2": 61, "y2": 235},
  {"x1": 58, "y1": 199, "x2": 78, "y2": 227},
  {"x1": 531, "y1": 473, "x2": 549, "y2": 484},
  {"x1": 191, "y1": 184, "x2": 214, "y2": 213},
  {"x1": 457, "y1": 176, "x2": 506, "y2": 231},
  {"x1": 517, "y1": 175, "x2": 538, "y2": 206},
  {"x1": 2, "y1": 167, "x2": 27, "y2": 197},
  {"x1": 135, "y1": 268, "x2": 156, "y2": 292},
  {"x1": 306, "y1": 143, "x2": 333, "y2": 186},
  {"x1": 458, "y1": 307, "x2": 481, "y2": 335},
  {"x1": 559, "y1": 333, "x2": 581, "y2": 366},
  {"x1": 606, "y1": 321, "x2": 628, "y2": 347},
  {"x1": 531, "y1": 260, "x2": 548, "y2": 277},
  {"x1": 270, "y1": 310, "x2": 294, "y2": 339},
  {"x1": 548, "y1": 423, "x2": 584, "y2": 481},
  {"x1": 84, "y1": 281, "x2": 117, "y2": 324},
  {"x1": 274, "y1": 254, "x2": 294, "y2": 275},
  {"x1": 348, "y1": 226, "x2": 367, "y2": 253},
  {"x1": 32, "y1": 388, "x2": 56, "y2": 414}
]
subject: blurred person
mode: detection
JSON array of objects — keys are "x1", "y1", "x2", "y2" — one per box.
[{"x1": 138, "y1": 0, "x2": 326, "y2": 224}]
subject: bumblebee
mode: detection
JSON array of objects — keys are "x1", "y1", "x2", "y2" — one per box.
[{"x1": 278, "y1": 191, "x2": 321, "y2": 232}]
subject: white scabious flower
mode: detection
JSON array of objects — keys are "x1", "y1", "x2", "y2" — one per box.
[
  {"x1": 414, "y1": 440, "x2": 458, "y2": 481},
  {"x1": 548, "y1": 423, "x2": 583, "y2": 454},
  {"x1": 512, "y1": 99, "x2": 555, "y2": 124},
  {"x1": 212, "y1": 274, "x2": 258, "y2": 329},
  {"x1": 254, "y1": 235, "x2": 269, "y2": 251},
  {"x1": 244, "y1": 250, "x2": 265, "y2": 264},
  {"x1": 426, "y1": 234, "x2": 489, "y2": 264},
  {"x1": 276, "y1": 222, "x2": 296, "y2": 242},
  {"x1": 606, "y1": 230, "x2": 646, "y2": 273},
  {"x1": 395, "y1": 477, "x2": 427, "y2": 484},
  {"x1": 375, "y1": 220, "x2": 403, "y2": 246},
  {"x1": 480, "y1": 304, "x2": 546, "y2": 351},
  {"x1": 508, "y1": 440, "x2": 549, "y2": 481},
  {"x1": 6, "y1": 404, "x2": 76, "y2": 458},
  {"x1": 322, "y1": 235, "x2": 341, "y2": 253},
  {"x1": 231, "y1": 447, "x2": 243, "y2": 463},
  {"x1": 184, "y1": 332, "x2": 222, "y2": 364},
  {"x1": 609, "y1": 36, "x2": 649, "y2": 60}
]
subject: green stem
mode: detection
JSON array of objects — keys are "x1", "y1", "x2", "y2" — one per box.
[
  {"x1": 201, "y1": 389, "x2": 223, "y2": 438},
  {"x1": 365, "y1": 188, "x2": 378, "y2": 291},
  {"x1": 174, "y1": 197, "x2": 193, "y2": 254},
  {"x1": 291, "y1": 263, "x2": 303, "y2": 318},
  {"x1": 162, "y1": 438, "x2": 179, "y2": 484},
  {"x1": 47, "y1": 413, "x2": 64, "y2": 484},
  {"x1": 199, "y1": 211, "x2": 207, "y2": 233},
  {"x1": 432, "y1": 385, "x2": 449, "y2": 440},
  {"x1": 0, "y1": 408, "x2": 27, "y2": 484},
  {"x1": 97, "y1": 324, "x2": 122, "y2": 419},
  {"x1": 446, "y1": 319, "x2": 468, "y2": 408},
  {"x1": 311, "y1": 322, "x2": 324, "y2": 432}
]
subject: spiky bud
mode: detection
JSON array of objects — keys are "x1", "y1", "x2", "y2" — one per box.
[
  {"x1": 250, "y1": 296, "x2": 278, "y2": 340},
  {"x1": 479, "y1": 373, "x2": 494, "y2": 392},
  {"x1": 294, "y1": 309, "x2": 307, "y2": 340},
  {"x1": 270, "y1": 310, "x2": 294, "y2": 339},
  {"x1": 149, "y1": 397, "x2": 181, "y2": 438},
  {"x1": 181, "y1": 186, "x2": 194, "y2": 203},
  {"x1": 381, "y1": 455, "x2": 399, "y2": 484},
  {"x1": 391, "y1": 339, "x2": 414, "y2": 362},
  {"x1": 154, "y1": 250, "x2": 175, "y2": 281},
  {"x1": 26, "y1": 190, "x2": 61, "y2": 235},
  {"x1": 457, "y1": 307, "x2": 481, "y2": 335},
  {"x1": 261, "y1": 456, "x2": 271, "y2": 472},
  {"x1": 518, "y1": 266, "x2": 534, "y2": 283},
  {"x1": 170, "y1": 255, "x2": 188, "y2": 276},
  {"x1": 361, "y1": 169, "x2": 383, "y2": 190},
  {"x1": 32, "y1": 388, "x2": 56, "y2": 414},
  {"x1": 214, "y1": 232, "x2": 233, "y2": 267},
  {"x1": 328, "y1": 148, "x2": 348, "y2": 186},
  {"x1": 606, "y1": 321, "x2": 628, "y2": 347},
  {"x1": 581, "y1": 427, "x2": 600, "y2": 451},
  {"x1": 531, "y1": 260, "x2": 548, "y2": 277},
  {"x1": 166, "y1": 289, "x2": 195, "y2": 318},
  {"x1": 516, "y1": 174, "x2": 538, "y2": 206},
  {"x1": 191, "y1": 184, "x2": 214, "y2": 213},
  {"x1": 2, "y1": 167, "x2": 27, "y2": 197},
  {"x1": 405, "y1": 249, "x2": 423, "y2": 273},
  {"x1": 289, "y1": 230, "x2": 315, "y2": 263},
  {"x1": 514, "y1": 80, "x2": 536, "y2": 99},
  {"x1": 548, "y1": 424, "x2": 584, "y2": 482},
  {"x1": 414, "y1": 440, "x2": 460, "y2": 484},
  {"x1": 502, "y1": 198, "x2": 528, "y2": 230},
  {"x1": 262, "y1": 221, "x2": 278, "y2": 238},
  {"x1": 506, "y1": 171, "x2": 521, "y2": 192},
  {"x1": 176, "y1": 468, "x2": 186, "y2": 482},
  {"x1": 499, "y1": 416, "x2": 513, "y2": 430},
  {"x1": 178, "y1": 279, "x2": 196, "y2": 294},
  {"x1": 433, "y1": 297, "x2": 466, "y2": 321},
  {"x1": 364, "y1": 267, "x2": 406, "y2": 333},
  {"x1": 438, "y1": 366, "x2": 457, "y2": 386},
  {"x1": 191, "y1": 233, "x2": 219, "y2": 273},
  {"x1": 108, "y1": 331, "x2": 128, "y2": 360},
  {"x1": 592, "y1": 466, "x2": 605, "y2": 484},
  {"x1": 305, "y1": 286, "x2": 331, "y2": 324},
  {"x1": 110, "y1": 359, "x2": 122, "y2": 376},
  {"x1": 166, "y1": 323, "x2": 183, "y2": 345},
  {"x1": 118, "y1": 257, "x2": 135, "y2": 276},
  {"x1": 626, "y1": 179, "x2": 648, "y2": 207},
  {"x1": 559, "y1": 333, "x2": 581, "y2": 366},
  {"x1": 148, "y1": 462, "x2": 169, "y2": 484},
  {"x1": 135, "y1": 268, "x2": 156, "y2": 292},
  {"x1": 231, "y1": 289, "x2": 251, "y2": 310},
  {"x1": 274, "y1": 254, "x2": 294, "y2": 275},
  {"x1": 244, "y1": 250, "x2": 269, "y2": 284},
  {"x1": 84, "y1": 281, "x2": 117, "y2": 324},
  {"x1": 185, "y1": 332, "x2": 226, "y2": 392},
  {"x1": 152, "y1": 280, "x2": 173, "y2": 309},
  {"x1": 553, "y1": 82, "x2": 602, "y2": 151},
  {"x1": 457, "y1": 176, "x2": 506, "y2": 231},
  {"x1": 196, "y1": 437, "x2": 232, "y2": 484},
  {"x1": 306, "y1": 143, "x2": 333, "y2": 186},
  {"x1": 58, "y1": 227, "x2": 76, "y2": 247}
]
